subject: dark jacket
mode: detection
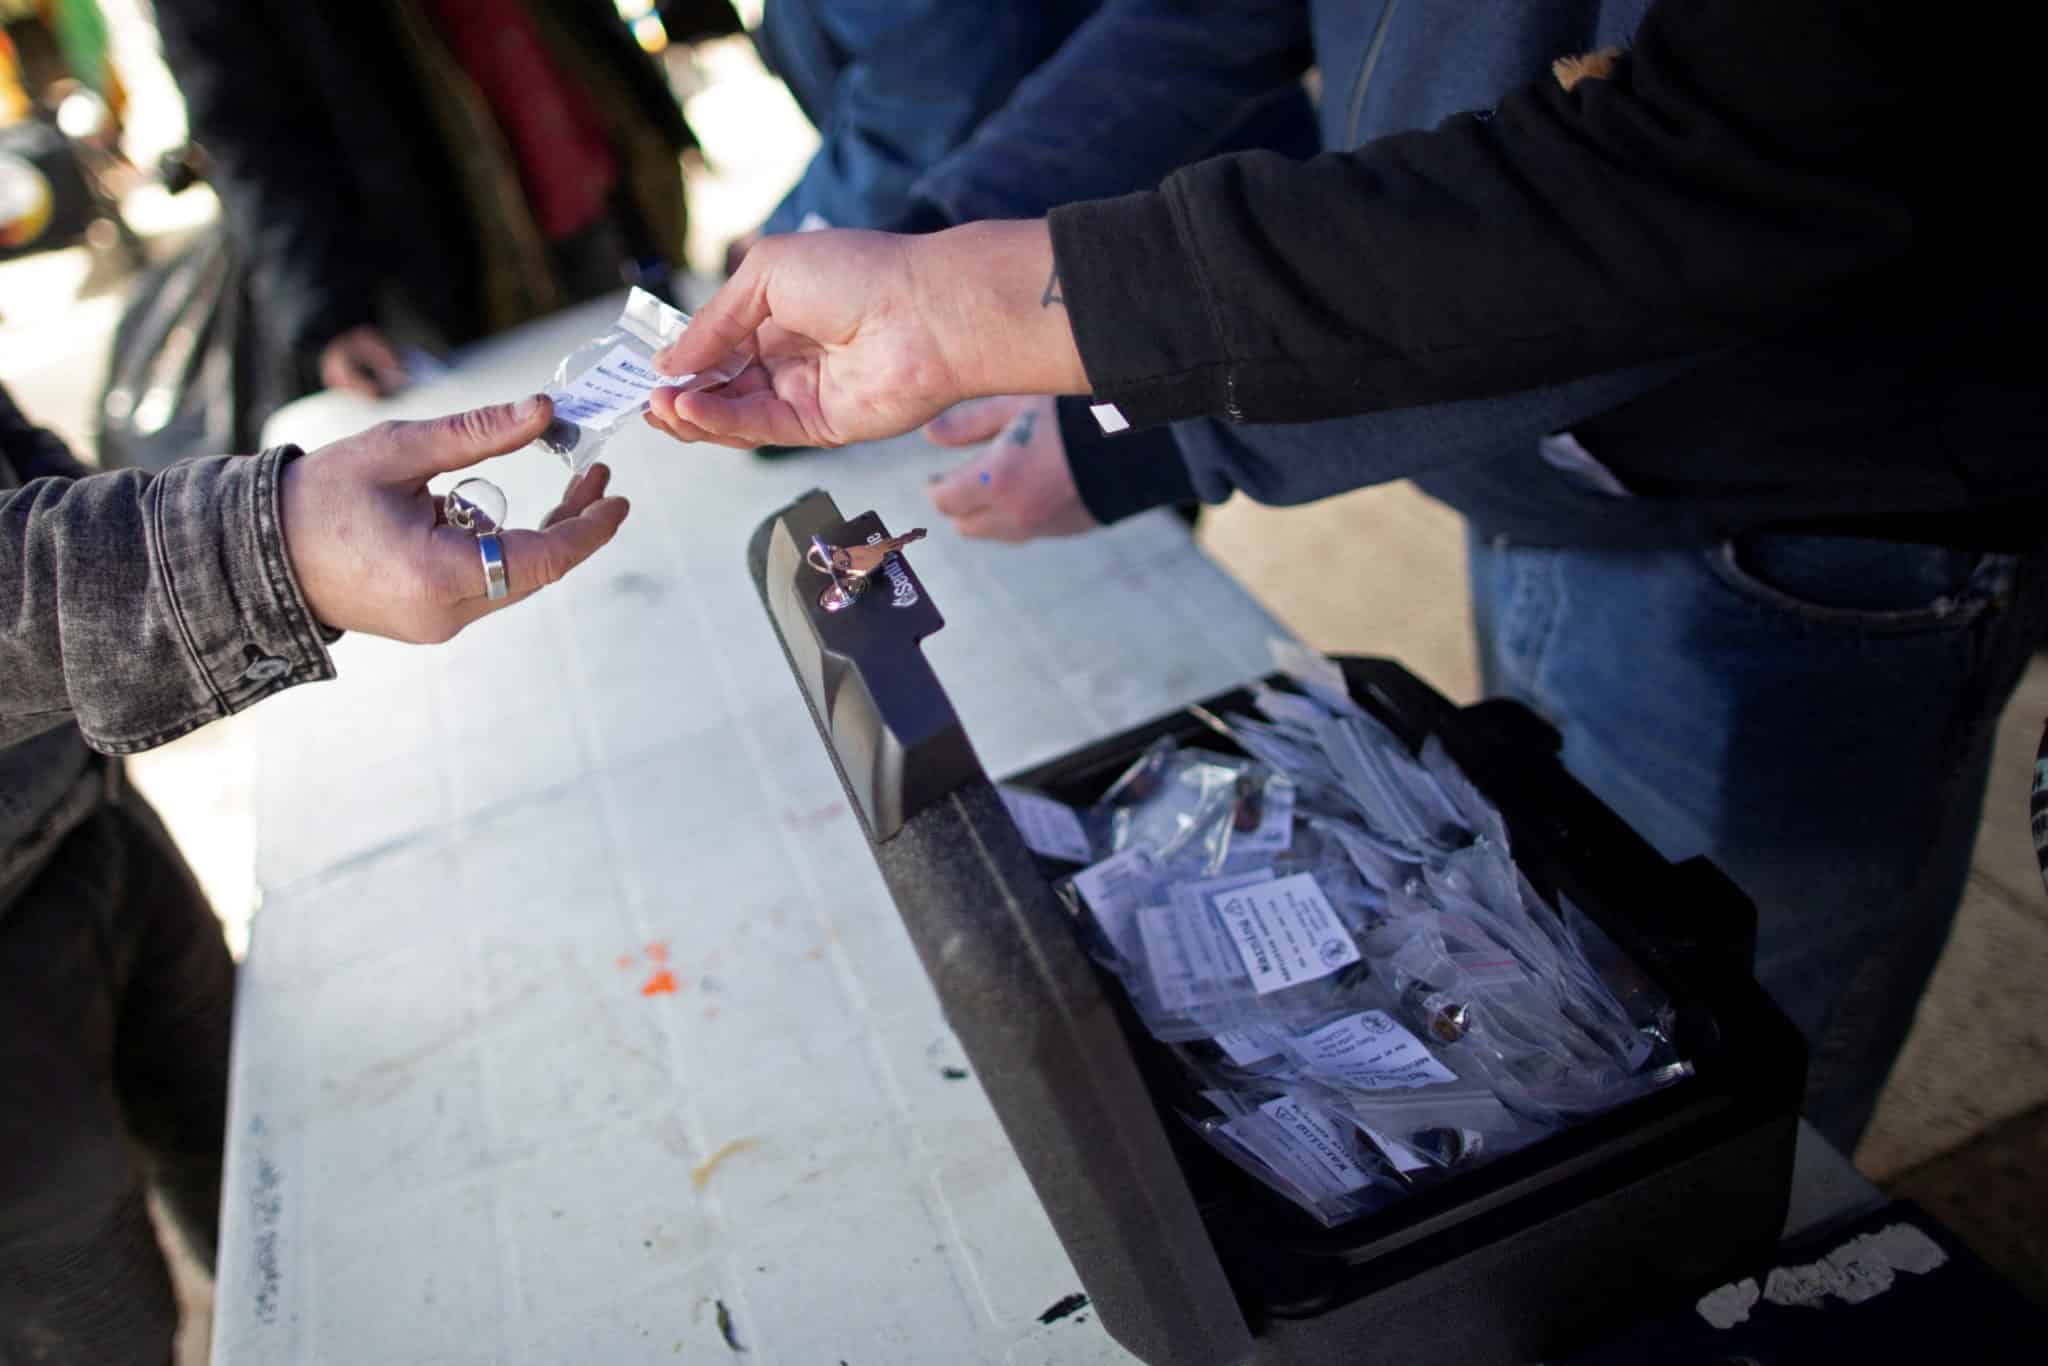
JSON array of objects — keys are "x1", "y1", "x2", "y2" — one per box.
[
  {"x1": 756, "y1": 0, "x2": 1316, "y2": 237},
  {"x1": 1, "y1": 385, "x2": 331, "y2": 907},
  {"x1": 152, "y1": 0, "x2": 690, "y2": 401},
  {"x1": 1045, "y1": 0, "x2": 2046, "y2": 549},
  {"x1": 754, "y1": 0, "x2": 1100, "y2": 235}
]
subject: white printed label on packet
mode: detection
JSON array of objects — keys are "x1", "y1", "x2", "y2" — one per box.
[
  {"x1": 998, "y1": 787, "x2": 1092, "y2": 863},
  {"x1": 1134, "y1": 871, "x2": 1275, "y2": 1011},
  {"x1": 1229, "y1": 781, "x2": 1296, "y2": 856},
  {"x1": 1290, "y1": 1010, "x2": 1457, "y2": 1091},
  {"x1": 1068, "y1": 847, "x2": 1156, "y2": 960},
  {"x1": 1355, "y1": 1121, "x2": 1434, "y2": 1175},
  {"x1": 1212, "y1": 1027, "x2": 1283, "y2": 1068},
  {"x1": 1135, "y1": 900, "x2": 1243, "y2": 1013},
  {"x1": 1207, "y1": 873, "x2": 1359, "y2": 995},
  {"x1": 1256, "y1": 1096, "x2": 1374, "y2": 1193},
  {"x1": 548, "y1": 344, "x2": 670, "y2": 428}
]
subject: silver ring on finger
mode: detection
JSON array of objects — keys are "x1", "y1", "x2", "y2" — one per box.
[{"x1": 478, "y1": 532, "x2": 509, "y2": 601}]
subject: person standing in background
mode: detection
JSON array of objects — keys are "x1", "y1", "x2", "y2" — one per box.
[
  {"x1": 726, "y1": 0, "x2": 1316, "y2": 272},
  {"x1": 151, "y1": 0, "x2": 696, "y2": 426}
]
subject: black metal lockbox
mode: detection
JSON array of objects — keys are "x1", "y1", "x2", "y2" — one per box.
[{"x1": 749, "y1": 490, "x2": 1807, "y2": 1366}]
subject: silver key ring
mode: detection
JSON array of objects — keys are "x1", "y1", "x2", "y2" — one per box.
[{"x1": 447, "y1": 478, "x2": 510, "y2": 601}]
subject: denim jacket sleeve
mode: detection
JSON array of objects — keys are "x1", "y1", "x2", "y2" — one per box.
[
  {"x1": 905, "y1": 0, "x2": 1313, "y2": 227},
  {"x1": 2, "y1": 395, "x2": 335, "y2": 754},
  {"x1": 755, "y1": 0, "x2": 1092, "y2": 235}
]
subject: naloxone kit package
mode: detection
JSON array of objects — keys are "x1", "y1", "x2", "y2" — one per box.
[{"x1": 537, "y1": 288, "x2": 753, "y2": 471}]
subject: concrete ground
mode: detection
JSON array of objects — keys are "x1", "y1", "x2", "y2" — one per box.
[{"x1": 1, "y1": 22, "x2": 2041, "y2": 1363}]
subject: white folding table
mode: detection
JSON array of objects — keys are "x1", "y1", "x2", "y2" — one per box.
[
  {"x1": 214, "y1": 294, "x2": 1282, "y2": 1365},
  {"x1": 214, "y1": 295, "x2": 1881, "y2": 1365}
]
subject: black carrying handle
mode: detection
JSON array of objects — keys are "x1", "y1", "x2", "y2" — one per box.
[{"x1": 746, "y1": 489, "x2": 985, "y2": 842}]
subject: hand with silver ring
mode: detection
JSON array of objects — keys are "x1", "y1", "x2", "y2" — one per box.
[{"x1": 279, "y1": 396, "x2": 630, "y2": 643}]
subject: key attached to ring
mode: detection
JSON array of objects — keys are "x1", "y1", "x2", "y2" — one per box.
[{"x1": 807, "y1": 529, "x2": 927, "y2": 611}]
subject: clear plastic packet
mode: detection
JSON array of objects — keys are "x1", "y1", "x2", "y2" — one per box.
[
  {"x1": 1314, "y1": 712, "x2": 1470, "y2": 856},
  {"x1": 1380, "y1": 909, "x2": 1689, "y2": 1122},
  {"x1": 995, "y1": 784, "x2": 1094, "y2": 863},
  {"x1": 1119, "y1": 870, "x2": 1275, "y2": 1040},
  {"x1": 1339, "y1": 1086, "x2": 1555, "y2": 1179},
  {"x1": 1123, "y1": 870, "x2": 1374, "y2": 1041},
  {"x1": 1092, "y1": 738, "x2": 1225, "y2": 868},
  {"x1": 1057, "y1": 846, "x2": 1162, "y2": 970},
  {"x1": 1561, "y1": 894, "x2": 1682, "y2": 1068},
  {"x1": 1182, "y1": 1087, "x2": 1403, "y2": 1227},
  {"x1": 1424, "y1": 848, "x2": 1649, "y2": 1071},
  {"x1": 1419, "y1": 735, "x2": 1512, "y2": 853},
  {"x1": 535, "y1": 287, "x2": 754, "y2": 471},
  {"x1": 1307, "y1": 814, "x2": 1418, "y2": 899},
  {"x1": 1268, "y1": 639, "x2": 1367, "y2": 718},
  {"x1": 1092, "y1": 741, "x2": 1292, "y2": 878},
  {"x1": 1273, "y1": 1005, "x2": 1467, "y2": 1099},
  {"x1": 1250, "y1": 681, "x2": 1339, "y2": 733},
  {"x1": 1271, "y1": 821, "x2": 1393, "y2": 937}
]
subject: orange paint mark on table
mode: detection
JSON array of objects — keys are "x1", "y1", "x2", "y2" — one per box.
[
  {"x1": 640, "y1": 968, "x2": 678, "y2": 997},
  {"x1": 615, "y1": 954, "x2": 636, "y2": 971},
  {"x1": 645, "y1": 940, "x2": 670, "y2": 964}
]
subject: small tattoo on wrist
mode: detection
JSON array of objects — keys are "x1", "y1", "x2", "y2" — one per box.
[{"x1": 1040, "y1": 265, "x2": 1064, "y2": 309}]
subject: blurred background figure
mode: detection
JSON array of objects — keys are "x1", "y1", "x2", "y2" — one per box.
[
  {"x1": 2, "y1": 0, "x2": 127, "y2": 127},
  {"x1": 148, "y1": 0, "x2": 729, "y2": 427},
  {"x1": 726, "y1": 0, "x2": 1316, "y2": 272},
  {"x1": 0, "y1": 0, "x2": 140, "y2": 284}
]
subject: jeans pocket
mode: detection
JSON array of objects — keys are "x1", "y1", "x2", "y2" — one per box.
[{"x1": 1703, "y1": 533, "x2": 2016, "y2": 634}]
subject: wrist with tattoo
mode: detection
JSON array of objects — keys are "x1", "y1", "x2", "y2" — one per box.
[{"x1": 912, "y1": 219, "x2": 1089, "y2": 402}]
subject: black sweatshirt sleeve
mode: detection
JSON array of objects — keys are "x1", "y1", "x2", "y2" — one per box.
[{"x1": 1048, "y1": 0, "x2": 1907, "y2": 428}]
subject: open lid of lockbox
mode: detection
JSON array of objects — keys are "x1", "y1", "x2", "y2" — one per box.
[{"x1": 747, "y1": 490, "x2": 1805, "y2": 1366}]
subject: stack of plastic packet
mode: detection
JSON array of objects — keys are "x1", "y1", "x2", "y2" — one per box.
[{"x1": 1006, "y1": 645, "x2": 1691, "y2": 1227}]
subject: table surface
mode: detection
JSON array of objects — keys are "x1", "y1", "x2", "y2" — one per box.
[
  {"x1": 214, "y1": 295, "x2": 1880, "y2": 1366},
  {"x1": 214, "y1": 295, "x2": 1284, "y2": 1366}
]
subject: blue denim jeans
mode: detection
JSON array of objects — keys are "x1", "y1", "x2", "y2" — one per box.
[{"x1": 1468, "y1": 530, "x2": 2048, "y2": 1151}]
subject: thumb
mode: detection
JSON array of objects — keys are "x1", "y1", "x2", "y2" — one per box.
[
  {"x1": 923, "y1": 396, "x2": 1027, "y2": 448},
  {"x1": 373, "y1": 396, "x2": 554, "y2": 483},
  {"x1": 653, "y1": 262, "x2": 770, "y2": 377}
]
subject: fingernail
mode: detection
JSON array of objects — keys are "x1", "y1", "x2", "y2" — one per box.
[{"x1": 516, "y1": 394, "x2": 547, "y2": 421}]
